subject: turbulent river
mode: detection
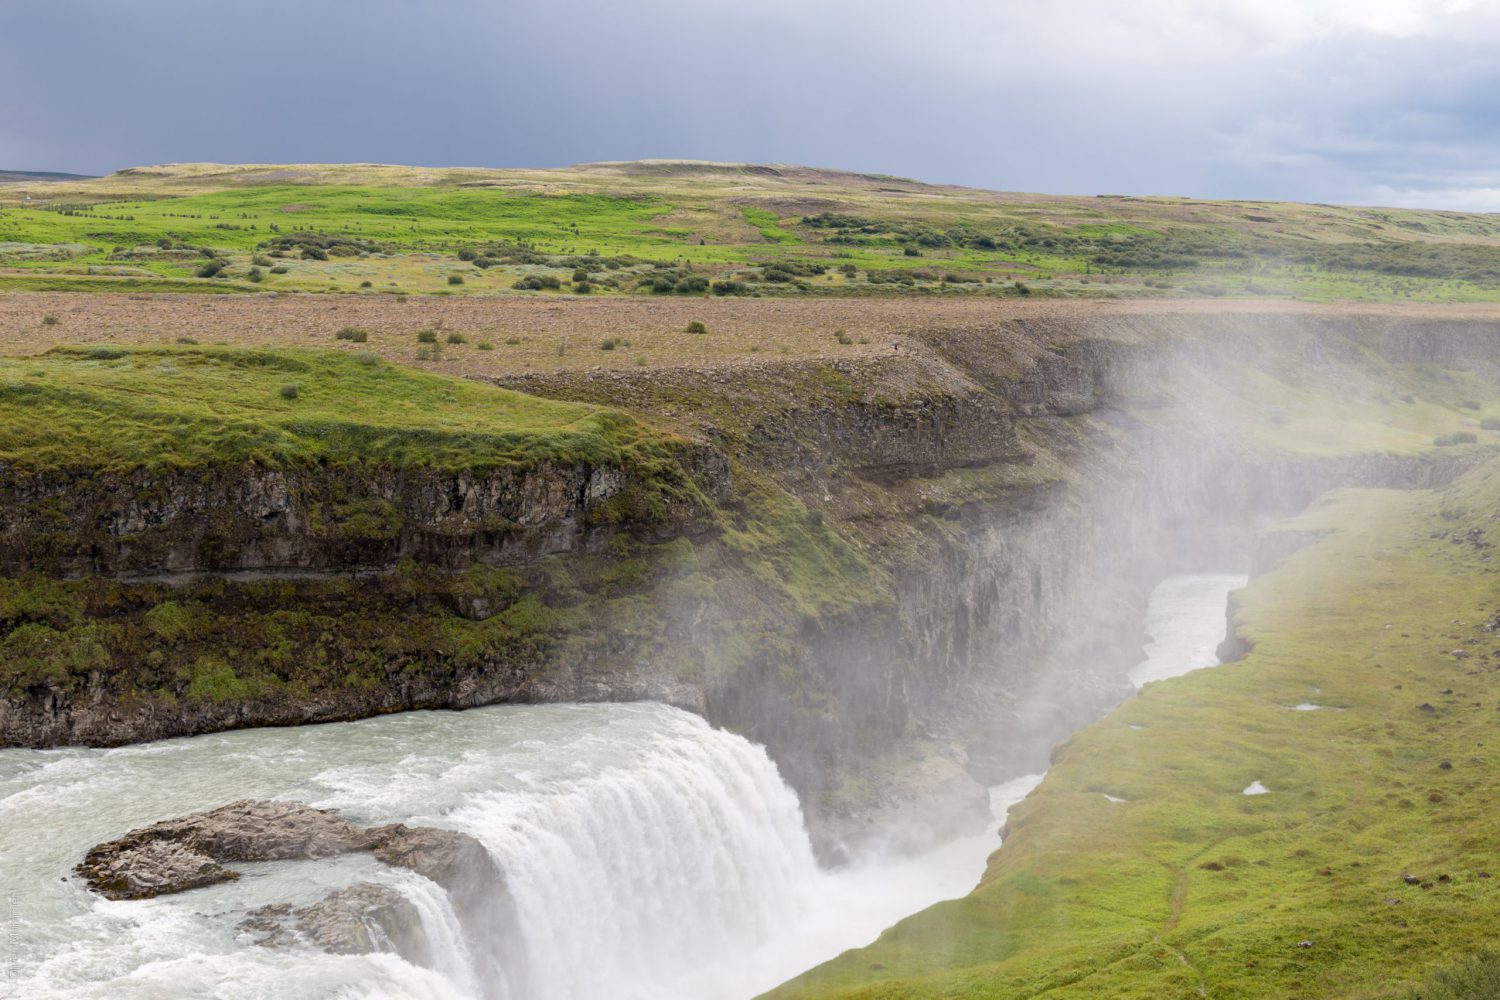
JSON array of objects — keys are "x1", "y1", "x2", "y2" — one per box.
[{"x1": 0, "y1": 573, "x2": 1244, "y2": 1000}]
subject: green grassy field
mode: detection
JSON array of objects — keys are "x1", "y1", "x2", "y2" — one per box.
[
  {"x1": 6, "y1": 160, "x2": 1500, "y2": 300},
  {"x1": 0, "y1": 346, "x2": 677, "y2": 472},
  {"x1": 766, "y1": 461, "x2": 1500, "y2": 999}
]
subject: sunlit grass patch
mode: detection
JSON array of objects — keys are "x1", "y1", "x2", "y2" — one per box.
[{"x1": 0, "y1": 345, "x2": 678, "y2": 472}]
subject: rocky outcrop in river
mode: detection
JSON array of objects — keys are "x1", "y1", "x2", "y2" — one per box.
[{"x1": 76, "y1": 799, "x2": 511, "y2": 975}]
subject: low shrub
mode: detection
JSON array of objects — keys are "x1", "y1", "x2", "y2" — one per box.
[
  {"x1": 1404, "y1": 949, "x2": 1500, "y2": 1000},
  {"x1": 574, "y1": 280, "x2": 593, "y2": 293},
  {"x1": 1434, "y1": 431, "x2": 1478, "y2": 446},
  {"x1": 335, "y1": 327, "x2": 368, "y2": 343},
  {"x1": 600, "y1": 338, "x2": 618, "y2": 351},
  {"x1": 1481, "y1": 417, "x2": 1500, "y2": 431},
  {"x1": 445, "y1": 332, "x2": 466, "y2": 345},
  {"x1": 477, "y1": 341, "x2": 494, "y2": 351},
  {"x1": 196, "y1": 260, "x2": 226, "y2": 278},
  {"x1": 835, "y1": 330, "x2": 853, "y2": 345},
  {"x1": 279, "y1": 384, "x2": 299, "y2": 400},
  {"x1": 41, "y1": 314, "x2": 59, "y2": 326},
  {"x1": 416, "y1": 329, "x2": 438, "y2": 344},
  {"x1": 685, "y1": 321, "x2": 707, "y2": 334},
  {"x1": 447, "y1": 274, "x2": 465, "y2": 285}
]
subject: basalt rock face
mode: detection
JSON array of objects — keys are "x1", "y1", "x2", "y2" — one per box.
[
  {"x1": 666, "y1": 313, "x2": 1500, "y2": 844},
  {"x1": 0, "y1": 447, "x2": 730, "y2": 579},
  {"x1": 9, "y1": 625, "x2": 701, "y2": 751}
]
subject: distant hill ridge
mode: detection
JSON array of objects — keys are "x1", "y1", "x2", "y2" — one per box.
[{"x1": 0, "y1": 169, "x2": 99, "y2": 184}]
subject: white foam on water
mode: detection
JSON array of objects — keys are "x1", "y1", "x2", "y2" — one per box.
[{"x1": 1129, "y1": 573, "x2": 1249, "y2": 688}]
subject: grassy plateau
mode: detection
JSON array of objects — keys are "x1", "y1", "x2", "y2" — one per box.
[
  {"x1": 0, "y1": 345, "x2": 675, "y2": 472},
  {"x1": 7, "y1": 160, "x2": 1500, "y2": 302}
]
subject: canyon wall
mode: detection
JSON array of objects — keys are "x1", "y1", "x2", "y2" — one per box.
[{"x1": 2, "y1": 308, "x2": 1495, "y2": 847}]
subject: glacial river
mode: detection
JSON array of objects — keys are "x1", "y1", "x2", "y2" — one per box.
[{"x1": 0, "y1": 573, "x2": 1243, "y2": 1000}]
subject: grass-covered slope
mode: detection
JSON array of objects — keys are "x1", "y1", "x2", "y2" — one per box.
[
  {"x1": 0, "y1": 346, "x2": 674, "y2": 472},
  {"x1": 7, "y1": 160, "x2": 1500, "y2": 301},
  {"x1": 768, "y1": 461, "x2": 1500, "y2": 999}
]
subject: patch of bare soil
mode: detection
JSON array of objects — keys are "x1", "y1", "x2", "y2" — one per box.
[{"x1": 1, "y1": 292, "x2": 1495, "y2": 380}]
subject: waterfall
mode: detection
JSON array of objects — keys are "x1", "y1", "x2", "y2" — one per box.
[
  {"x1": 448, "y1": 714, "x2": 819, "y2": 1000},
  {"x1": 0, "y1": 704, "x2": 823, "y2": 1000}
]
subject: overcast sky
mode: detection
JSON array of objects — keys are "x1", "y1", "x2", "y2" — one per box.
[{"x1": 5, "y1": 0, "x2": 1500, "y2": 209}]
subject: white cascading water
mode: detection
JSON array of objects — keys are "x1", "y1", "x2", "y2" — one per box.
[
  {"x1": 0, "y1": 573, "x2": 1240, "y2": 1000},
  {"x1": 1128, "y1": 572, "x2": 1248, "y2": 688}
]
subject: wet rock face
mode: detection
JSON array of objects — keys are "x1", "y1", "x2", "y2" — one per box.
[
  {"x1": 241, "y1": 882, "x2": 432, "y2": 966},
  {"x1": 76, "y1": 800, "x2": 375, "y2": 900},
  {"x1": 367, "y1": 821, "x2": 514, "y2": 958},
  {"x1": 77, "y1": 837, "x2": 238, "y2": 900},
  {"x1": 368, "y1": 823, "x2": 497, "y2": 894}
]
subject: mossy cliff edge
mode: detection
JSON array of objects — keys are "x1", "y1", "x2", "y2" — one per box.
[{"x1": 1, "y1": 307, "x2": 1497, "y2": 852}]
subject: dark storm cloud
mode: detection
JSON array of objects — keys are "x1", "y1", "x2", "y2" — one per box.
[{"x1": 4, "y1": 0, "x2": 1500, "y2": 209}]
